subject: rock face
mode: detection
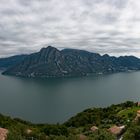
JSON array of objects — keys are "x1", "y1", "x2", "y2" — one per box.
[{"x1": 3, "y1": 46, "x2": 140, "y2": 78}]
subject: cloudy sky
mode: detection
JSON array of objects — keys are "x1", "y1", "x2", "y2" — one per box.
[{"x1": 0, "y1": 0, "x2": 140, "y2": 57}]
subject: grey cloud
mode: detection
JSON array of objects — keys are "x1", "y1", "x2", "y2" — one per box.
[{"x1": 0, "y1": 0, "x2": 140, "y2": 57}]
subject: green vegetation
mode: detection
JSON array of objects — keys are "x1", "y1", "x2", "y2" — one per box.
[
  {"x1": 117, "y1": 106, "x2": 140, "y2": 120},
  {"x1": 0, "y1": 101, "x2": 140, "y2": 140},
  {"x1": 123, "y1": 123, "x2": 140, "y2": 140},
  {"x1": 65, "y1": 101, "x2": 137, "y2": 127}
]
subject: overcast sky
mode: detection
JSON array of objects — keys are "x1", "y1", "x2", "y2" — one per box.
[{"x1": 0, "y1": 0, "x2": 140, "y2": 57}]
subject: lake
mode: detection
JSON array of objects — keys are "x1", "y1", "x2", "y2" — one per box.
[{"x1": 0, "y1": 71, "x2": 140, "y2": 124}]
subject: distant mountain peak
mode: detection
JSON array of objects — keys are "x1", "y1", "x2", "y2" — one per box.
[
  {"x1": 103, "y1": 54, "x2": 110, "y2": 57},
  {"x1": 39, "y1": 46, "x2": 59, "y2": 56},
  {"x1": 40, "y1": 46, "x2": 57, "y2": 52}
]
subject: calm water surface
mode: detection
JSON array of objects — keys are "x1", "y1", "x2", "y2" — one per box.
[{"x1": 0, "y1": 71, "x2": 140, "y2": 123}]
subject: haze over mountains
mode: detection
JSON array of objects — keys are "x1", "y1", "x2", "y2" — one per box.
[{"x1": 1, "y1": 46, "x2": 140, "y2": 78}]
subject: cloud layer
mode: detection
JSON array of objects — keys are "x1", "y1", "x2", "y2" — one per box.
[{"x1": 0, "y1": 0, "x2": 140, "y2": 57}]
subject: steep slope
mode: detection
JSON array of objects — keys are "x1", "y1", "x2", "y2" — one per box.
[{"x1": 3, "y1": 46, "x2": 140, "y2": 78}]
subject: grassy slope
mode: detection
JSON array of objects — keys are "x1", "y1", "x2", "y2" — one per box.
[{"x1": 118, "y1": 106, "x2": 140, "y2": 119}]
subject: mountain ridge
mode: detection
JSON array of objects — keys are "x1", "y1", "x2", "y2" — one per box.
[
  {"x1": 0, "y1": 54, "x2": 27, "y2": 70},
  {"x1": 2, "y1": 46, "x2": 140, "y2": 78}
]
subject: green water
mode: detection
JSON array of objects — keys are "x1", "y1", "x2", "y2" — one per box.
[{"x1": 0, "y1": 71, "x2": 140, "y2": 123}]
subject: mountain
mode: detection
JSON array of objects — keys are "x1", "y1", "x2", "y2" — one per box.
[
  {"x1": 0, "y1": 55, "x2": 27, "y2": 70},
  {"x1": 2, "y1": 46, "x2": 140, "y2": 78}
]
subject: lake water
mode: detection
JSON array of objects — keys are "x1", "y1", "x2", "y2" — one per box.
[{"x1": 0, "y1": 71, "x2": 140, "y2": 124}]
